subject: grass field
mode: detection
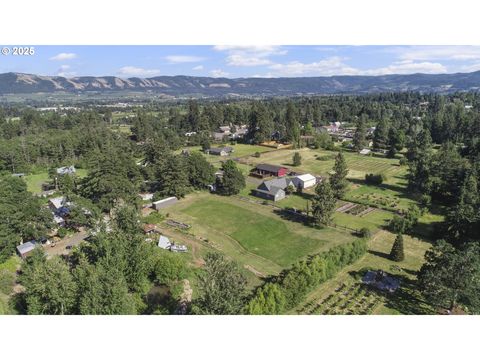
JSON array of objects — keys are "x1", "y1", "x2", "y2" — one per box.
[
  {"x1": 292, "y1": 231, "x2": 433, "y2": 315},
  {"x1": 24, "y1": 168, "x2": 88, "y2": 194},
  {"x1": 242, "y1": 147, "x2": 402, "y2": 178},
  {"x1": 163, "y1": 193, "x2": 358, "y2": 277}
]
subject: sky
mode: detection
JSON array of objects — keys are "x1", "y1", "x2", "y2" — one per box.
[{"x1": 2, "y1": 45, "x2": 480, "y2": 78}]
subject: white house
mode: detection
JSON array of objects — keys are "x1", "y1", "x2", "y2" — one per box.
[{"x1": 292, "y1": 174, "x2": 317, "y2": 189}]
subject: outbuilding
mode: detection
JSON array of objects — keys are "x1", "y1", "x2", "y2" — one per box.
[
  {"x1": 153, "y1": 197, "x2": 179, "y2": 210},
  {"x1": 158, "y1": 235, "x2": 172, "y2": 250},
  {"x1": 251, "y1": 163, "x2": 289, "y2": 178},
  {"x1": 291, "y1": 173, "x2": 317, "y2": 189},
  {"x1": 16, "y1": 241, "x2": 38, "y2": 259}
]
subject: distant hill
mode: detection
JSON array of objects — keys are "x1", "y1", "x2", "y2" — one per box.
[{"x1": 1, "y1": 71, "x2": 480, "y2": 96}]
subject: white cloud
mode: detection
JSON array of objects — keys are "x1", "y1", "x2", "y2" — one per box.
[
  {"x1": 192, "y1": 65, "x2": 204, "y2": 71},
  {"x1": 264, "y1": 57, "x2": 448, "y2": 77},
  {"x1": 268, "y1": 57, "x2": 360, "y2": 76},
  {"x1": 388, "y1": 46, "x2": 480, "y2": 61},
  {"x1": 50, "y1": 53, "x2": 77, "y2": 61},
  {"x1": 165, "y1": 55, "x2": 206, "y2": 63},
  {"x1": 210, "y1": 69, "x2": 229, "y2": 78},
  {"x1": 362, "y1": 60, "x2": 448, "y2": 75},
  {"x1": 214, "y1": 45, "x2": 287, "y2": 67},
  {"x1": 117, "y1": 66, "x2": 161, "y2": 77},
  {"x1": 56, "y1": 64, "x2": 76, "y2": 77}
]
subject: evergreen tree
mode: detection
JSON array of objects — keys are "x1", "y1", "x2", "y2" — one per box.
[
  {"x1": 387, "y1": 127, "x2": 405, "y2": 158},
  {"x1": 193, "y1": 253, "x2": 247, "y2": 314},
  {"x1": 186, "y1": 152, "x2": 215, "y2": 189},
  {"x1": 216, "y1": 160, "x2": 245, "y2": 195},
  {"x1": 389, "y1": 233, "x2": 405, "y2": 262},
  {"x1": 156, "y1": 154, "x2": 191, "y2": 198},
  {"x1": 407, "y1": 130, "x2": 433, "y2": 193},
  {"x1": 248, "y1": 103, "x2": 273, "y2": 144},
  {"x1": 311, "y1": 180, "x2": 336, "y2": 227},
  {"x1": 418, "y1": 240, "x2": 480, "y2": 313},
  {"x1": 373, "y1": 118, "x2": 389, "y2": 149},
  {"x1": 330, "y1": 152, "x2": 349, "y2": 198},
  {"x1": 353, "y1": 115, "x2": 368, "y2": 151},
  {"x1": 292, "y1": 152, "x2": 302, "y2": 166},
  {"x1": 187, "y1": 100, "x2": 201, "y2": 132},
  {"x1": 285, "y1": 102, "x2": 300, "y2": 146}
]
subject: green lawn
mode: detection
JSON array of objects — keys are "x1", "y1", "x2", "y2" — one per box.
[
  {"x1": 182, "y1": 198, "x2": 327, "y2": 267},
  {"x1": 24, "y1": 168, "x2": 88, "y2": 194},
  {"x1": 164, "y1": 193, "x2": 357, "y2": 276}
]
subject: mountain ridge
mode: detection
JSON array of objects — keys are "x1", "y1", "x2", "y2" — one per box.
[{"x1": 1, "y1": 71, "x2": 480, "y2": 96}]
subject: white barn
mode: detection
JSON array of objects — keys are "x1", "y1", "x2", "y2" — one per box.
[{"x1": 292, "y1": 174, "x2": 317, "y2": 189}]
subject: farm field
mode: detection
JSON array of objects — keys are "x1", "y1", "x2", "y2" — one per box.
[
  {"x1": 180, "y1": 144, "x2": 272, "y2": 168},
  {"x1": 162, "y1": 193, "x2": 358, "y2": 278},
  {"x1": 25, "y1": 168, "x2": 88, "y2": 194},
  {"x1": 292, "y1": 230, "x2": 434, "y2": 315},
  {"x1": 242, "y1": 147, "x2": 402, "y2": 179}
]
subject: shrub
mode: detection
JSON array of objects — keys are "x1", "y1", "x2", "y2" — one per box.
[
  {"x1": 399, "y1": 157, "x2": 407, "y2": 166},
  {"x1": 359, "y1": 227, "x2": 371, "y2": 239},
  {"x1": 365, "y1": 173, "x2": 386, "y2": 185},
  {"x1": 245, "y1": 239, "x2": 368, "y2": 314},
  {"x1": 57, "y1": 227, "x2": 68, "y2": 238},
  {"x1": 253, "y1": 152, "x2": 261, "y2": 158}
]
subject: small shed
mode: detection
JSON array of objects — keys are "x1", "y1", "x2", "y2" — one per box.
[
  {"x1": 359, "y1": 148, "x2": 371, "y2": 155},
  {"x1": 16, "y1": 241, "x2": 38, "y2": 259},
  {"x1": 138, "y1": 193, "x2": 154, "y2": 201},
  {"x1": 158, "y1": 235, "x2": 172, "y2": 250},
  {"x1": 153, "y1": 197, "x2": 179, "y2": 210},
  {"x1": 56, "y1": 165, "x2": 76, "y2": 175}
]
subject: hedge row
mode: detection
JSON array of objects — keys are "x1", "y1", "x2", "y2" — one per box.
[{"x1": 245, "y1": 238, "x2": 368, "y2": 314}]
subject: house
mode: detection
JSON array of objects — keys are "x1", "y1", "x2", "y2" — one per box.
[
  {"x1": 254, "y1": 187, "x2": 286, "y2": 202},
  {"x1": 158, "y1": 235, "x2": 172, "y2": 250},
  {"x1": 143, "y1": 223, "x2": 158, "y2": 234},
  {"x1": 253, "y1": 177, "x2": 293, "y2": 201},
  {"x1": 212, "y1": 132, "x2": 229, "y2": 142},
  {"x1": 153, "y1": 197, "x2": 178, "y2": 210},
  {"x1": 251, "y1": 163, "x2": 289, "y2": 178},
  {"x1": 231, "y1": 125, "x2": 248, "y2": 139},
  {"x1": 206, "y1": 147, "x2": 233, "y2": 156},
  {"x1": 16, "y1": 241, "x2": 38, "y2": 259},
  {"x1": 56, "y1": 165, "x2": 76, "y2": 175},
  {"x1": 291, "y1": 173, "x2": 317, "y2": 189},
  {"x1": 359, "y1": 148, "x2": 371, "y2": 155},
  {"x1": 138, "y1": 192, "x2": 154, "y2": 201}
]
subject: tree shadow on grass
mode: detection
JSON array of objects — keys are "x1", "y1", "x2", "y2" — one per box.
[
  {"x1": 273, "y1": 208, "x2": 309, "y2": 225},
  {"x1": 382, "y1": 275, "x2": 433, "y2": 315},
  {"x1": 367, "y1": 249, "x2": 391, "y2": 260}
]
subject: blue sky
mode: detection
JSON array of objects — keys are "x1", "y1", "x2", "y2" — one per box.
[{"x1": 2, "y1": 45, "x2": 480, "y2": 78}]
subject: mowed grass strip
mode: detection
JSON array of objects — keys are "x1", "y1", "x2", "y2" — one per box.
[{"x1": 182, "y1": 198, "x2": 327, "y2": 267}]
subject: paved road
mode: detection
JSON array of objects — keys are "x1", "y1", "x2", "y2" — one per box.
[{"x1": 44, "y1": 229, "x2": 89, "y2": 258}]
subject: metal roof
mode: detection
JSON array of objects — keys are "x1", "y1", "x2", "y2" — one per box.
[{"x1": 255, "y1": 163, "x2": 287, "y2": 173}]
